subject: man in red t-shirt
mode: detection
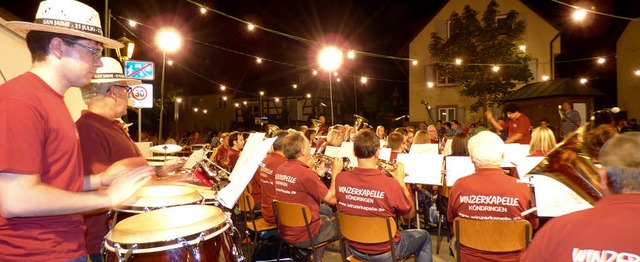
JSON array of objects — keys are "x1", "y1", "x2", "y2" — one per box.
[
  {"x1": 522, "y1": 133, "x2": 640, "y2": 261},
  {"x1": 227, "y1": 131, "x2": 245, "y2": 171},
  {"x1": 486, "y1": 103, "x2": 531, "y2": 144},
  {"x1": 274, "y1": 132, "x2": 342, "y2": 261},
  {"x1": 448, "y1": 131, "x2": 536, "y2": 261},
  {"x1": 76, "y1": 57, "x2": 145, "y2": 262},
  {"x1": 0, "y1": 2, "x2": 153, "y2": 261},
  {"x1": 259, "y1": 130, "x2": 289, "y2": 224},
  {"x1": 387, "y1": 131, "x2": 405, "y2": 162},
  {"x1": 335, "y1": 130, "x2": 432, "y2": 261}
]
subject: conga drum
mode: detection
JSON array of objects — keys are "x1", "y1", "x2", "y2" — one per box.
[
  {"x1": 104, "y1": 205, "x2": 234, "y2": 262},
  {"x1": 110, "y1": 185, "x2": 203, "y2": 228}
]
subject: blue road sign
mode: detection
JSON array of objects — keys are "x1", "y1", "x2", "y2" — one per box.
[{"x1": 125, "y1": 60, "x2": 154, "y2": 80}]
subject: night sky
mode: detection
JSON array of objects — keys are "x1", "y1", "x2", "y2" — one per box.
[{"x1": 2, "y1": 0, "x2": 638, "y2": 111}]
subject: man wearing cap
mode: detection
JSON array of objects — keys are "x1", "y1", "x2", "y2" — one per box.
[
  {"x1": 0, "y1": 1, "x2": 153, "y2": 261},
  {"x1": 522, "y1": 132, "x2": 640, "y2": 261},
  {"x1": 76, "y1": 57, "x2": 144, "y2": 262}
]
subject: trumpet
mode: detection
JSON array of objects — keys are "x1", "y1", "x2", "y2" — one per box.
[
  {"x1": 311, "y1": 153, "x2": 352, "y2": 174},
  {"x1": 377, "y1": 159, "x2": 399, "y2": 177}
]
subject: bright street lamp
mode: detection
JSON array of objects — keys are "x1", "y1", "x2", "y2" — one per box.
[
  {"x1": 318, "y1": 46, "x2": 343, "y2": 125},
  {"x1": 157, "y1": 28, "x2": 181, "y2": 143}
]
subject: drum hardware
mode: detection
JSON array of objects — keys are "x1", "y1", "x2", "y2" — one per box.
[
  {"x1": 150, "y1": 144, "x2": 183, "y2": 161},
  {"x1": 110, "y1": 243, "x2": 136, "y2": 262},
  {"x1": 177, "y1": 232, "x2": 207, "y2": 261}
]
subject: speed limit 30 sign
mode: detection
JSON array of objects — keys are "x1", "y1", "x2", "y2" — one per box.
[{"x1": 129, "y1": 84, "x2": 153, "y2": 108}]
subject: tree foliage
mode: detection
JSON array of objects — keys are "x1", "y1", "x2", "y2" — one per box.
[{"x1": 429, "y1": 0, "x2": 533, "y2": 113}]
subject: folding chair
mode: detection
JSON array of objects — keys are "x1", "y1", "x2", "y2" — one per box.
[
  {"x1": 336, "y1": 212, "x2": 413, "y2": 262},
  {"x1": 272, "y1": 200, "x2": 334, "y2": 261},
  {"x1": 237, "y1": 191, "x2": 277, "y2": 260},
  {"x1": 453, "y1": 217, "x2": 532, "y2": 262}
]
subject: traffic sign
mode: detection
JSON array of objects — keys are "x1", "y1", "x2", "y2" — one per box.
[
  {"x1": 129, "y1": 84, "x2": 153, "y2": 108},
  {"x1": 125, "y1": 60, "x2": 154, "y2": 80}
]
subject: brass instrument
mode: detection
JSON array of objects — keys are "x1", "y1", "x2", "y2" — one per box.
[
  {"x1": 377, "y1": 159, "x2": 399, "y2": 177},
  {"x1": 311, "y1": 153, "x2": 352, "y2": 174},
  {"x1": 311, "y1": 119, "x2": 324, "y2": 136},
  {"x1": 354, "y1": 114, "x2": 369, "y2": 132},
  {"x1": 265, "y1": 124, "x2": 280, "y2": 138},
  {"x1": 529, "y1": 126, "x2": 605, "y2": 205}
]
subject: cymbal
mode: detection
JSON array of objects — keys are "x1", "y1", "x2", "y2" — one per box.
[{"x1": 149, "y1": 144, "x2": 183, "y2": 154}]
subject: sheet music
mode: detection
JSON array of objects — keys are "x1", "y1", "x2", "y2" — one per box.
[
  {"x1": 218, "y1": 135, "x2": 276, "y2": 209},
  {"x1": 339, "y1": 141, "x2": 358, "y2": 168},
  {"x1": 529, "y1": 174, "x2": 593, "y2": 217},
  {"x1": 513, "y1": 156, "x2": 545, "y2": 177},
  {"x1": 501, "y1": 144, "x2": 530, "y2": 167},
  {"x1": 379, "y1": 139, "x2": 386, "y2": 148},
  {"x1": 379, "y1": 147, "x2": 391, "y2": 161},
  {"x1": 324, "y1": 146, "x2": 341, "y2": 157},
  {"x1": 442, "y1": 139, "x2": 453, "y2": 156},
  {"x1": 445, "y1": 156, "x2": 475, "y2": 186},
  {"x1": 409, "y1": 144, "x2": 438, "y2": 155},
  {"x1": 397, "y1": 153, "x2": 443, "y2": 185}
]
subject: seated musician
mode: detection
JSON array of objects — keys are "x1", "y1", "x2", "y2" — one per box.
[
  {"x1": 386, "y1": 131, "x2": 405, "y2": 162},
  {"x1": 448, "y1": 131, "x2": 537, "y2": 261},
  {"x1": 258, "y1": 130, "x2": 290, "y2": 224},
  {"x1": 335, "y1": 130, "x2": 432, "y2": 261},
  {"x1": 522, "y1": 132, "x2": 640, "y2": 260},
  {"x1": 274, "y1": 132, "x2": 342, "y2": 261},
  {"x1": 227, "y1": 131, "x2": 244, "y2": 171},
  {"x1": 528, "y1": 126, "x2": 556, "y2": 156},
  {"x1": 211, "y1": 132, "x2": 230, "y2": 172}
]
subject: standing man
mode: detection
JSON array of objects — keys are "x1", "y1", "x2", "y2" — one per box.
[
  {"x1": 335, "y1": 130, "x2": 432, "y2": 261},
  {"x1": 486, "y1": 103, "x2": 531, "y2": 144},
  {"x1": 560, "y1": 101, "x2": 581, "y2": 138},
  {"x1": 0, "y1": 1, "x2": 153, "y2": 261},
  {"x1": 76, "y1": 57, "x2": 144, "y2": 262},
  {"x1": 258, "y1": 130, "x2": 290, "y2": 224},
  {"x1": 274, "y1": 132, "x2": 342, "y2": 261},
  {"x1": 448, "y1": 131, "x2": 537, "y2": 261},
  {"x1": 522, "y1": 132, "x2": 640, "y2": 260},
  {"x1": 227, "y1": 131, "x2": 245, "y2": 171}
]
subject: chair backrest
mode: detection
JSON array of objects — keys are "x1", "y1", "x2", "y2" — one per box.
[
  {"x1": 272, "y1": 200, "x2": 312, "y2": 228},
  {"x1": 336, "y1": 212, "x2": 396, "y2": 244},
  {"x1": 454, "y1": 217, "x2": 532, "y2": 252},
  {"x1": 237, "y1": 192, "x2": 254, "y2": 212}
]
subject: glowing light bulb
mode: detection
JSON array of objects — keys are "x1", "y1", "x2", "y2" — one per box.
[
  {"x1": 580, "y1": 78, "x2": 588, "y2": 84},
  {"x1": 247, "y1": 23, "x2": 255, "y2": 31},
  {"x1": 256, "y1": 57, "x2": 262, "y2": 64},
  {"x1": 597, "y1": 58, "x2": 605, "y2": 64},
  {"x1": 128, "y1": 20, "x2": 137, "y2": 27},
  {"x1": 200, "y1": 7, "x2": 206, "y2": 14},
  {"x1": 573, "y1": 8, "x2": 587, "y2": 21},
  {"x1": 306, "y1": 93, "x2": 311, "y2": 98},
  {"x1": 220, "y1": 85, "x2": 226, "y2": 91},
  {"x1": 455, "y1": 59, "x2": 462, "y2": 65},
  {"x1": 542, "y1": 75, "x2": 550, "y2": 81},
  {"x1": 412, "y1": 60, "x2": 418, "y2": 66},
  {"x1": 427, "y1": 82, "x2": 434, "y2": 88},
  {"x1": 492, "y1": 65, "x2": 500, "y2": 72},
  {"x1": 519, "y1": 45, "x2": 526, "y2": 51}
]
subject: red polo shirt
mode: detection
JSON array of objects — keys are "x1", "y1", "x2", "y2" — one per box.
[
  {"x1": 335, "y1": 167, "x2": 412, "y2": 255},
  {"x1": 259, "y1": 152, "x2": 287, "y2": 224},
  {"x1": 501, "y1": 114, "x2": 531, "y2": 144},
  {"x1": 274, "y1": 159, "x2": 328, "y2": 243},
  {"x1": 522, "y1": 194, "x2": 640, "y2": 261},
  {"x1": 228, "y1": 148, "x2": 241, "y2": 171},
  {"x1": 448, "y1": 167, "x2": 536, "y2": 262}
]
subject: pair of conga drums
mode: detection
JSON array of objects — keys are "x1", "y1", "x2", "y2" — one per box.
[{"x1": 104, "y1": 184, "x2": 234, "y2": 261}]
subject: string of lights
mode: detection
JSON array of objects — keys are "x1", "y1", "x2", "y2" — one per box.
[{"x1": 551, "y1": 0, "x2": 638, "y2": 21}]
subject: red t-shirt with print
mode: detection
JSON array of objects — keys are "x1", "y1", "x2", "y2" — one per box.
[
  {"x1": 259, "y1": 152, "x2": 287, "y2": 224},
  {"x1": 274, "y1": 159, "x2": 329, "y2": 243},
  {"x1": 522, "y1": 194, "x2": 640, "y2": 262},
  {"x1": 335, "y1": 167, "x2": 412, "y2": 255},
  {"x1": 448, "y1": 167, "x2": 536, "y2": 262},
  {"x1": 501, "y1": 114, "x2": 531, "y2": 144}
]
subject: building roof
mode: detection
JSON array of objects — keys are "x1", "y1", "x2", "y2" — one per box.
[{"x1": 503, "y1": 78, "x2": 604, "y2": 101}]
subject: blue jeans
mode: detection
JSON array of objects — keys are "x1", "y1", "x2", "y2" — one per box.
[
  {"x1": 349, "y1": 229, "x2": 432, "y2": 262},
  {"x1": 69, "y1": 256, "x2": 88, "y2": 262}
]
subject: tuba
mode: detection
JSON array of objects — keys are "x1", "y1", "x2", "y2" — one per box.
[
  {"x1": 354, "y1": 114, "x2": 369, "y2": 132},
  {"x1": 528, "y1": 126, "x2": 605, "y2": 205},
  {"x1": 265, "y1": 124, "x2": 280, "y2": 138},
  {"x1": 377, "y1": 159, "x2": 399, "y2": 177}
]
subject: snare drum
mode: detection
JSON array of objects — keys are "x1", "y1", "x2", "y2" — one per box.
[
  {"x1": 105, "y1": 205, "x2": 234, "y2": 262},
  {"x1": 110, "y1": 185, "x2": 203, "y2": 228}
]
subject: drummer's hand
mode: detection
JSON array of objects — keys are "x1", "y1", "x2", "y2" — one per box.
[
  {"x1": 101, "y1": 157, "x2": 148, "y2": 186},
  {"x1": 331, "y1": 157, "x2": 343, "y2": 177},
  {"x1": 392, "y1": 162, "x2": 406, "y2": 183},
  {"x1": 105, "y1": 165, "x2": 154, "y2": 206},
  {"x1": 156, "y1": 159, "x2": 186, "y2": 177}
]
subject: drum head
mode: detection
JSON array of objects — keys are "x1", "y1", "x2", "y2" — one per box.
[
  {"x1": 108, "y1": 205, "x2": 227, "y2": 244},
  {"x1": 118, "y1": 185, "x2": 202, "y2": 211}
]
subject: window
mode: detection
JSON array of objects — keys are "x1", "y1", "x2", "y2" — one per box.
[
  {"x1": 447, "y1": 19, "x2": 461, "y2": 39},
  {"x1": 438, "y1": 107, "x2": 456, "y2": 122},
  {"x1": 217, "y1": 97, "x2": 227, "y2": 109},
  {"x1": 436, "y1": 70, "x2": 457, "y2": 85}
]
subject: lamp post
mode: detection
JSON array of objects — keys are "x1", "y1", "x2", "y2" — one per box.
[
  {"x1": 156, "y1": 29, "x2": 181, "y2": 144},
  {"x1": 318, "y1": 46, "x2": 343, "y2": 126}
]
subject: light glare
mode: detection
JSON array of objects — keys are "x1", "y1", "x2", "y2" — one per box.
[
  {"x1": 412, "y1": 60, "x2": 418, "y2": 66},
  {"x1": 542, "y1": 75, "x2": 550, "y2": 81},
  {"x1": 248, "y1": 23, "x2": 255, "y2": 31},
  {"x1": 176, "y1": 97, "x2": 182, "y2": 103},
  {"x1": 306, "y1": 93, "x2": 311, "y2": 98},
  {"x1": 128, "y1": 20, "x2": 137, "y2": 27},
  {"x1": 597, "y1": 58, "x2": 606, "y2": 64},
  {"x1": 492, "y1": 65, "x2": 500, "y2": 72},
  {"x1": 573, "y1": 9, "x2": 587, "y2": 21},
  {"x1": 635, "y1": 70, "x2": 640, "y2": 76},
  {"x1": 200, "y1": 7, "x2": 206, "y2": 14},
  {"x1": 167, "y1": 60, "x2": 173, "y2": 65},
  {"x1": 318, "y1": 46, "x2": 343, "y2": 72},
  {"x1": 455, "y1": 58, "x2": 462, "y2": 65},
  {"x1": 347, "y1": 51, "x2": 355, "y2": 59},
  {"x1": 427, "y1": 82, "x2": 434, "y2": 88},
  {"x1": 360, "y1": 76, "x2": 367, "y2": 84},
  {"x1": 519, "y1": 45, "x2": 526, "y2": 51},
  {"x1": 220, "y1": 85, "x2": 226, "y2": 91},
  {"x1": 580, "y1": 78, "x2": 588, "y2": 84},
  {"x1": 157, "y1": 29, "x2": 181, "y2": 52}
]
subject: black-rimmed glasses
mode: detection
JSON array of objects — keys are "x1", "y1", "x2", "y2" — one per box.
[{"x1": 60, "y1": 38, "x2": 103, "y2": 61}]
